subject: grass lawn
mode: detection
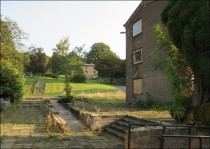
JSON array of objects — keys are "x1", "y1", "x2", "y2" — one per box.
[{"x1": 24, "y1": 76, "x2": 117, "y2": 97}]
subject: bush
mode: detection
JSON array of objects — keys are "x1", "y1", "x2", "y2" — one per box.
[
  {"x1": 137, "y1": 100, "x2": 171, "y2": 111},
  {"x1": 194, "y1": 103, "x2": 210, "y2": 125},
  {"x1": 58, "y1": 96, "x2": 74, "y2": 104},
  {"x1": 169, "y1": 96, "x2": 191, "y2": 123},
  {"x1": 0, "y1": 68, "x2": 25, "y2": 102},
  {"x1": 71, "y1": 74, "x2": 86, "y2": 83},
  {"x1": 64, "y1": 83, "x2": 72, "y2": 96}
]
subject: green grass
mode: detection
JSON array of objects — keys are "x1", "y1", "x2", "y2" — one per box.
[{"x1": 24, "y1": 76, "x2": 117, "y2": 97}]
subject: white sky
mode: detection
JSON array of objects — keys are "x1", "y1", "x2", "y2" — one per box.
[{"x1": 1, "y1": 1, "x2": 141, "y2": 59}]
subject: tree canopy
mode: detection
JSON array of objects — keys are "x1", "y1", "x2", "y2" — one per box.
[
  {"x1": 86, "y1": 42, "x2": 113, "y2": 64},
  {"x1": 54, "y1": 37, "x2": 70, "y2": 56},
  {"x1": 161, "y1": 0, "x2": 210, "y2": 106},
  {"x1": 95, "y1": 53, "x2": 125, "y2": 84},
  {"x1": 27, "y1": 46, "x2": 48, "y2": 76},
  {"x1": 0, "y1": 17, "x2": 27, "y2": 101}
]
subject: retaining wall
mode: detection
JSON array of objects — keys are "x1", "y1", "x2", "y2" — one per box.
[{"x1": 66, "y1": 104, "x2": 125, "y2": 130}]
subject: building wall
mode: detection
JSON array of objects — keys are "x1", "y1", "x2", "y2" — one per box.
[
  {"x1": 125, "y1": 0, "x2": 171, "y2": 104},
  {"x1": 81, "y1": 64, "x2": 98, "y2": 79}
]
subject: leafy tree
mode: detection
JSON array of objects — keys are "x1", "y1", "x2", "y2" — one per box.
[
  {"x1": 95, "y1": 53, "x2": 125, "y2": 84},
  {"x1": 50, "y1": 52, "x2": 67, "y2": 78},
  {"x1": 54, "y1": 37, "x2": 70, "y2": 56},
  {"x1": 27, "y1": 46, "x2": 48, "y2": 76},
  {"x1": 65, "y1": 51, "x2": 85, "y2": 79},
  {"x1": 0, "y1": 17, "x2": 27, "y2": 101},
  {"x1": 86, "y1": 42, "x2": 113, "y2": 64},
  {"x1": 161, "y1": 0, "x2": 210, "y2": 106},
  {"x1": 73, "y1": 44, "x2": 87, "y2": 59},
  {"x1": 0, "y1": 16, "x2": 28, "y2": 50},
  {"x1": 22, "y1": 52, "x2": 31, "y2": 74}
]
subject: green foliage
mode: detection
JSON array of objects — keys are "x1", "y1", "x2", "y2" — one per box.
[
  {"x1": 0, "y1": 68, "x2": 25, "y2": 102},
  {"x1": 64, "y1": 83, "x2": 72, "y2": 96},
  {"x1": 154, "y1": 24, "x2": 194, "y2": 122},
  {"x1": 95, "y1": 53, "x2": 125, "y2": 83},
  {"x1": 161, "y1": 0, "x2": 210, "y2": 105},
  {"x1": 58, "y1": 96, "x2": 74, "y2": 104},
  {"x1": 27, "y1": 46, "x2": 48, "y2": 75},
  {"x1": 54, "y1": 36, "x2": 70, "y2": 56},
  {"x1": 0, "y1": 17, "x2": 27, "y2": 102},
  {"x1": 194, "y1": 103, "x2": 210, "y2": 126},
  {"x1": 65, "y1": 51, "x2": 85, "y2": 77},
  {"x1": 50, "y1": 52, "x2": 67, "y2": 76},
  {"x1": 71, "y1": 74, "x2": 86, "y2": 83},
  {"x1": 137, "y1": 100, "x2": 172, "y2": 111},
  {"x1": 86, "y1": 42, "x2": 113, "y2": 64}
]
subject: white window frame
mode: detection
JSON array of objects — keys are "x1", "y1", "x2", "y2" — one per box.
[
  {"x1": 133, "y1": 48, "x2": 142, "y2": 64},
  {"x1": 133, "y1": 19, "x2": 142, "y2": 36}
]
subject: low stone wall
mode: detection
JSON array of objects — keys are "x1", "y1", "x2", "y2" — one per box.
[
  {"x1": 67, "y1": 104, "x2": 125, "y2": 130},
  {"x1": 125, "y1": 126, "x2": 210, "y2": 149}
]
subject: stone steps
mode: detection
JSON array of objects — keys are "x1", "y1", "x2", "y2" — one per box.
[{"x1": 103, "y1": 116, "x2": 158, "y2": 141}]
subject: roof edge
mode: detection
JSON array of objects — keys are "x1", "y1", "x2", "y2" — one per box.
[{"x1": 123, "y1": 0, "x2": 155, "y2": 28}]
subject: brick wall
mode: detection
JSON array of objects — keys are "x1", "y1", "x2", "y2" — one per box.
[{"x1": 125, "y1": 0, "x2": 171, "y2": 104}]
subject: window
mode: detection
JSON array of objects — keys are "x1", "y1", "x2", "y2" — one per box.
[
  {"x1": 133, "y1": 79, "x2": 142, "y2": 94},
  {"x1": 133, "y1": 49, "x2": 142, "y2": 64},
  {"x1": 133, "y1": 19, "x2": 142, "y2": 36}
]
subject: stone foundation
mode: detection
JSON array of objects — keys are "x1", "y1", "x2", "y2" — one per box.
[{"x1": 67, "y1": 104, "x2": 125, "y2": 130}]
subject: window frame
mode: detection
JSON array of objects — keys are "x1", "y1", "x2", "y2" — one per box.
[
  {"x1": 133, "y1": 19, "x2": 142, "y2": 37},
  {"x1": 133, "y1": 48, "x2": 142, "y2": 64}
]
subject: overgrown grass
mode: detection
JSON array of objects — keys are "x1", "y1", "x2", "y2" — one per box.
[
  {"x1": 24, "y1": 76, "x2": 117, "y2": 97},
  {"x1": 76, "y1": 91, "x2": 126, "y2": 104}
]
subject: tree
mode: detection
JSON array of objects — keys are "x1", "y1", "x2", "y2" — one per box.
[
  {"x1": 50, "y1": 52, "x2": 67, "y2": 78},
  {"x1": 22, "y1": 52, "x2": 31, "y2": 74},
  {"x1": 161, "y1": 1, "x2": 210, "y2": 106},
  {"x1": 0, "y1": 16, "x2": 28, "y2": 50},
  {"x1": 73, "y1": 44, "x2": 87, "y2": 59},
  {"x1": 27, "y1": 46, "x2": 48, "y2": 76},
  {"x1": 95, "y1": 53, "x2": 125, "y2": 84},
  {"x1": 54, "y1": 37, "x2": 70, "y2": 56},
  {"x1": 0, "y1": 17, "x2": 27, "y2": 102},
  {"x1": 86, "y1": 42, "x2": 113, "y2": 64},
  {"x1": 66, "y1": 51, "x2": 85, "y2": 78}
]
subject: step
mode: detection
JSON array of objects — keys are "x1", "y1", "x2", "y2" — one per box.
[
  {"x1": 104, "y1": 127, "x2": 125, "y2": 140},
  {"x1": 116, "y1": 120, "x2": 130, "y2": 127},
  {"x1": 110, "y1": 123, "x2": 128, "y2": 133}
]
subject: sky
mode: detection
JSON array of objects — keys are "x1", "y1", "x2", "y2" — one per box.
[{"x1": 1, "y1": 1, "x2": 141, "y2": 59}]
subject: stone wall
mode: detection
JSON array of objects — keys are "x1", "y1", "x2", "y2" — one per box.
[
  {"x1": 125, "y1": 126, "x2": 210, "y2": 149},
  {"x1": 67, "y1": 104, "x2": 125, "y2": 130}
]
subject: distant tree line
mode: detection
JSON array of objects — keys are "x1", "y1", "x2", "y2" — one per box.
[{"x1": 0, "y1": 16, "x2": 126, "y2": 102}]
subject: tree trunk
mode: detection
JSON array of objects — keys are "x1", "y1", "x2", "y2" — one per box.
[
  {"x1": 192, "y1": 74, "x2": 210, "y2": 106},
  {"x1": 110, "y1": 77, "x2": 113, "y2": 84}
]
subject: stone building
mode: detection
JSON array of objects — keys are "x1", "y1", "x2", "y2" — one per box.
[
  {"x1": 124, "y1": 0, "x2": 171, "y2": 104},
  {"x1": 81, "y1": 64, "x2": 98, "y2": 79}
]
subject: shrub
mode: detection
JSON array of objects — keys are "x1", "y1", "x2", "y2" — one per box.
[
  {"x1": 58, "y1": 96, "x2": 74, "y2": 104},
  {"x1": 71, "y1": 74, "x2": 86, "y2": 83},
  {"x1": 137, "y1": 100, "x2": 171, "y2": 111},
  {"x1": 0, "y1": 68, "x2": 25, "y2": 102},
  {"x1": 194, "y1": 103, "x2": 210, "y2": 126},
  {"x1": 64, "y1": 83, "x2": 72, "y2": 96}
]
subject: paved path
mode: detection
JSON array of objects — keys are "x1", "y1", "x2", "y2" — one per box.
[
  {"x1": 0, "y1": 100, "x2": 124, "y2": 149},
  {"x1": 50, "y1": 100, "x2": 85, "y2": 132}
]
